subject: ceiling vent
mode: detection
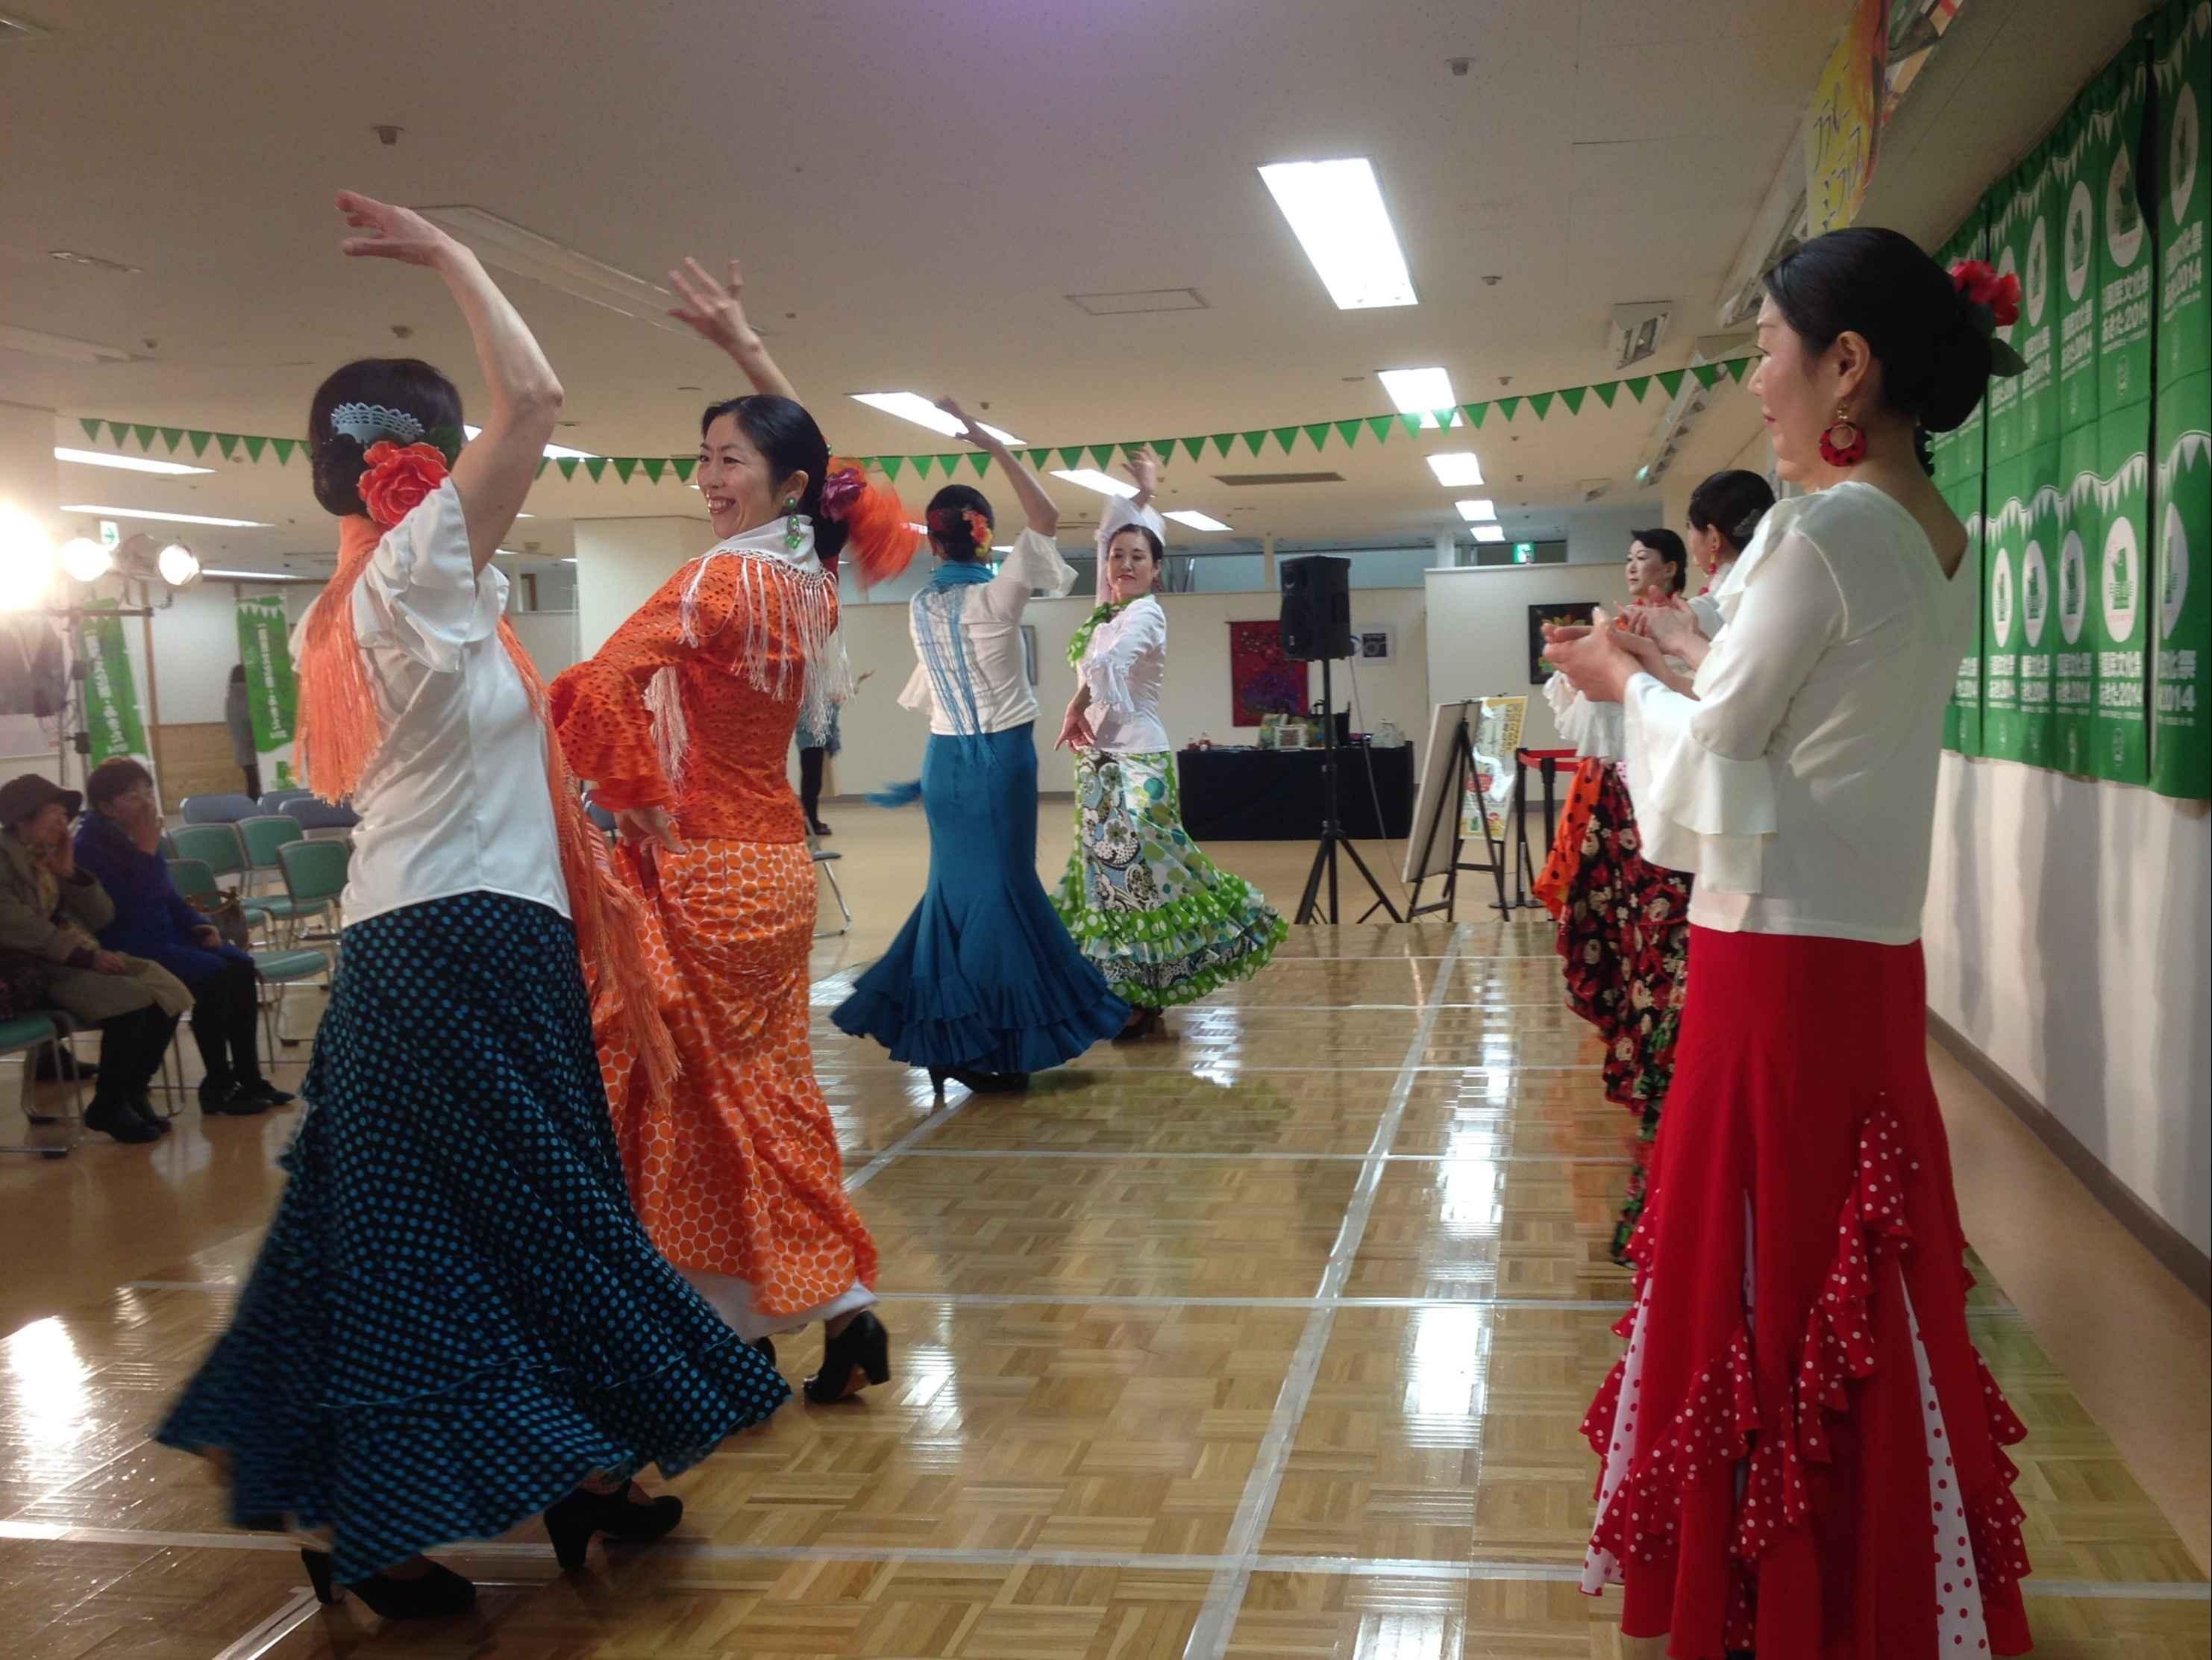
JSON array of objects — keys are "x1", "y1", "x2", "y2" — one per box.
[
  {"x1": 1213, "y1": 471, "x2": 1344, "y2": 487},
  {"x1": 1612, "y1": 302, "x2": 1673, "y2": 369},
  {"x1": 1066, "y1": 288, "x2": 1209, "y2": 316}
]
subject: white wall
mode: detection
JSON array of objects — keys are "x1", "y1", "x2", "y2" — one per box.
[
  {"x1": 117, "y1": 583, "x2": 244, "y2": 724},
  {"x1": 574, "y1": 516, "x2": 713, "y2": 657},
  {"x1": 509, "y1": 611, "x2": 580, "y2": 680},
  {"x1": 1422, "y1": 563, "x2": 1626, "y2": 751},
  {"x1": 1925, "y1": 758, "x2": 2212, "y2": 1258},
  {"x1": 822, "y1": 587, "x2": 1434, "y2": 800}
]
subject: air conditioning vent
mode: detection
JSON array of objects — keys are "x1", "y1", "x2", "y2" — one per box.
[
  {"x1": 1612, "y1": 302, "x2": 1673, "y2": 369},
  {"x1": 1213, "y1": 471, "x2": 1344, "y2": 486},
  {"x1": 1066, "y1": 287, "x2": 1209, "y2": 316}
]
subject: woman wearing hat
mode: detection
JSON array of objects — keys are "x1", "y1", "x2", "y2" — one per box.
[{"x1": 0, "y1": 771, "x2": 192, "y2": 1143}]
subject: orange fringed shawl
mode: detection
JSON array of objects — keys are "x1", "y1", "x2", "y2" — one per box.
[{"x1": 296, "y1": 514, "x2": 679, "y2": 1098}]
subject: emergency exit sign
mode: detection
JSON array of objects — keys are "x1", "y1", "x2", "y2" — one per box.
[{"x1": 1513, "y1": 542, "x2": 1535, "y2": 563}]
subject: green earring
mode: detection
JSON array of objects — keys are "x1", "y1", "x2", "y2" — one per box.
[{"x1": 783, "y1": 495, "x2": 803, "y2": 551}]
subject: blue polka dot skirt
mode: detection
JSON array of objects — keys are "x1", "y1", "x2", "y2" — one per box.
[{"x1": 153, "y1": 892, "x2": 790, "y2": 1582}]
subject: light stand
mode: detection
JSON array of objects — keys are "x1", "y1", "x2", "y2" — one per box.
[{"x1": 1294, "y1": 656, "x2": 1403, "y2": 925}]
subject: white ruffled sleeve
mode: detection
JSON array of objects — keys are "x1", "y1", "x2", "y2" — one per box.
[
  {"x1": 1082, "y1": 598, "x2": 1166, "y2": 718},
  {"x1": 1544, "y1": 670, "x2": 1623, "y2": 759},
  {"x1": 1625, "y1": 524, "x2": 1843, "y2": 889},
  {"x1": 993, "y1": 526, "x2": 1078, "y2": 602},
  {"x1": 351, "y1": 479, "x2": 501, "y2": 671}
]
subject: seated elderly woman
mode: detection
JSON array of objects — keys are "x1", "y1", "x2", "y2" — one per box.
[
  {"x1": 71, "y1": 759, "x2": 291, "y2": 1115},
  {"x1": 0, "y1": 771, "x2": 191, "y2": 1143}
]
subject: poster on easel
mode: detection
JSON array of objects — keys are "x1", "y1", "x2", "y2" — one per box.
[
  {"x1": 1464, "y1": 696, "x2": 1526, "y2": 845},
  {"x1": 1403, "y1": 698, "x2": 1478, "y2": 889}
]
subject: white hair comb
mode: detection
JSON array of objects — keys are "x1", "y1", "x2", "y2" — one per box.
[{"x1": 330, "y1": 401, "x2": 425, "y2": 446}]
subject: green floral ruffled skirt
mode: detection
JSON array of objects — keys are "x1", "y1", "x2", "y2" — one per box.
[{"x1": 1051, "y1": 749, "x2": 1287, "y2": 1009}]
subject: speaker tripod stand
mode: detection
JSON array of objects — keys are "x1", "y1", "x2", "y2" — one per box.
[{"x1": 1293, "y1": 657, "x2": 1403, "y2": 926}]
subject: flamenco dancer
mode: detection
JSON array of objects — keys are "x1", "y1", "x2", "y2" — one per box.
[
  {"x1": 155, "y1": 196, "x2": 789, "y2": 1619},
  {"x1": 1051, "y1": 447, "x2": 1285, "y2": 1036},
  {"x1": 832, "y1": 402, "x2": 1129, "y2": 1093},
  {"x1": 551, "y1": 257, "x2": 913, "y2": 1403},
  {"x1": 1547, "y1": 228, "x2": 2032, "y2": 1659},
  {"x1": 1533, "y1": 528, "x2": 1694, "y2": 1260}
]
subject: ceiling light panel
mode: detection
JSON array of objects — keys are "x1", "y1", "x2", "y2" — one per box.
[
  {"x1": 463, "y1": 424, "x2": 598, "y2": 460},
  {"x1": 1162, "y1": 510, "x2": 1231, "y2": 532},
  {"x1": 1455, "y1": 498, "x2": 1497, "y2": 522},
  {"x1": 58, "y1": 504, "x2": 268, "y2": 528},
  {"x1": 1425, "y1": 451, "x2": 1485, "y2": 487},
  {"x1": 54, "y1": 446, "x2": 213, "y2": 477},
  {"x1": 1471, "y1": 524, "x2": 1506, "y2": 542},
  {"x1": 1377, "y1": 367, "x2": 1462, "y2": 428},
  {"x1": 1257, "y1": 158, "x2": 1417, "y2": 310},
  {"x1": 850, "y1": 392, "x2": 1023, "y2": 448},
  {"x1": 1050, "y1": 469, "x2": 1139, "y2": 499}
]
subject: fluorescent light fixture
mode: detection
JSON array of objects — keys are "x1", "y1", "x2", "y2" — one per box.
[
  {"x1": 1163, "y1": 510, "x2": 1231, "y2": 532},
  {"x1": 1050, "y1": 468, "x2": 1138, "y2": 499},
  {"x1": 1455, "y1": 498, "x2": 1497, "y2": 523},
  {"x1": 58, "y1": 504, "x2": 269, "y2": 528},
  {"x1": 1256, "y1": 158, "x2": 1417, "y2": 310},
  {"x1": 560, "y1": 556, "x2": 578, "y2": 564},
  {"x1": 201, "y1": 568, "x2": 315, "y2": 583},
  {"x1": 1425, "y1": 451, "x2": 1485, "y2": 488},
  {"x1": 1471, "y1": 524, "x2": 1506, "y2": 543},
  {"x1": 1377, "y1": 367, "x2": 1462, "y2": 429},
  {"x1": 0, "y1": 323, "x2": 134, "y2": 363},
  {"x1": 418, "y1": 206, "x2": 689, "y2": 334},
  {"x1": 462, "y1": 424, "x2": 597, "y2": 461},
  {"x1": 157, "y1": 542, "x2": 201, "y2": 586},
  {"x1": 60, "y1": 536, "x2": 113, "y2": 582},
  {"x1": 850, "y1": 392, "x2": 1023, "y2": 447},
  {"x1": 54, "y1": 446, "x2": 213, "y2": 477}
]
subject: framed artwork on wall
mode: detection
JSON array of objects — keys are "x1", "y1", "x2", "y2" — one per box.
[{"x1": 1354, "y1": 624, "x2": 1396, "y2": 663}]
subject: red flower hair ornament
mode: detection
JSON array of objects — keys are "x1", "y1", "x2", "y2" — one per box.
[
  {"x1": 357, "y1": 440, "x2": 452, "y2": 527},
  {"x1": 1948, "y1": 260, "x2": 2029, "y2": 378}
]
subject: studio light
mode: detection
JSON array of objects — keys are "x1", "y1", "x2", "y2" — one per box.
[
  {"x1": 0, "y1": 506, "x2": 56, "y2": 612},
  {"x1": 157, "y1": 542, "x2": 202, "y2": 586},
  {"x1": 60, "y1": 536, "x2": 113, "y2": 583}
]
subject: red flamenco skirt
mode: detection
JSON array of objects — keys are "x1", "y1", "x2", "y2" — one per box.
[{"x1": 1580, "y1": 927, "x2": 2032, "y2": 1659}]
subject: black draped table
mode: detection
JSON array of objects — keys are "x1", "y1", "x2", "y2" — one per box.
[{"x1": 1174, "y1": 745, "x2": 1415, "y2": 842}]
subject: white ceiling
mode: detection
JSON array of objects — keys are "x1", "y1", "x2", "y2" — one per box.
[{"x1": 0, "y1": 0, "x2": 2152, "y2": 575}]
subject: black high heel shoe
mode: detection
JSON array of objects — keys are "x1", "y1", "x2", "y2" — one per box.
[
  {"x1": 803, "y1": 1311, "x2": 892, "y2": 1403},
  {"x1": 543, "y1": 1482, "x2": 684, "y2": 1572},
  {"x1": 301, "y1": 1548, "x2": 476, "y2": 1619},
  {"x1": 1113, "y1": 1006, "x2": 1165, "y2": 1042},
  {"x1": 927, "y1": 1067, "x2": 1030, "y2": 1097}
]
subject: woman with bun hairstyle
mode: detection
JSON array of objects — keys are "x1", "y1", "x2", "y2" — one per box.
[
  {"x1": 156, "y1": 198, "x2": 789, "y2": 1620},
  {"x1": 1534, "y1": 527, "x2": 1694, "y2": 1261},
  {"x1": 1548, "y1": 228, "x2": 2032, "y2": 1659},
  {"x1": 1050, "y1": 447, "x2": 1285, "y2": 1038},
  {"x1": 1619, "y1": 471, "x2": 1779, "y2": 677},
  {"x1": 833, "y1": 402, "x2": 1129, "y2": 1094},
  {"x1": 551, "y1": 259, "x2": 917, "y2": 1406}
]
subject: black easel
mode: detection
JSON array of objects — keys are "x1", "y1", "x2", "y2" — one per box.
[
  {"x1": 1294, "y1": 657, "x2": 1403, "y2": 925},
  {"x1": 1403, "y1": 706, "x2": 1510, "y2": 923}
]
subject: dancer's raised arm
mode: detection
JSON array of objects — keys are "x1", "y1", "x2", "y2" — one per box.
[
  {"x1": 336, "y1": 191, "x2": 562, "y2": 572},
  {"x1": 939, "y1": 397, "x2": 1057, "y2": 536},
  {"x1": 669, "y1": 257, "x2": 797, "y2": 400}
]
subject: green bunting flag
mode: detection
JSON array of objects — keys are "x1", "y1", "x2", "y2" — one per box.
[{"x1": 60, "y1": 352, "x2": 1761, "y2": 498}]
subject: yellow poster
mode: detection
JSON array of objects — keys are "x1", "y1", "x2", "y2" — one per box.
[
  {"x1": 1463, "y1": 696, "x2": 1526, "y2": 844},
  {"x1": 1806, "y1": 0, "x2": 1887, "y2": 235}
]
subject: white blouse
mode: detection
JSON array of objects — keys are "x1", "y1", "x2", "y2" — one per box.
[
  {"x1": 1080, "y1": 595, "x2": 1172, "y2": 754},
  {"x1": 295, "y1": 480, "x2": 568, "y2": 927},
  {"x1": 1623, "y1": 481, "x2": 1973, "y2": 945},
  {"x1": 1546, "y1": 670, "x2": 1625, "y2": 759},
  {"x1": 897, "y1": 528, "x2": 1077, "y2": 735}
]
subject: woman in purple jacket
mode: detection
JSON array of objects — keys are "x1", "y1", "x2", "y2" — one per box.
[{"x1": 72, "y1": 759, "x2": 292, "y2": 1115}]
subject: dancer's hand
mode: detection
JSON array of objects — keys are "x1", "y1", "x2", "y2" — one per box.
[
  {"x1": 1544, "y1": 626, "x2": 1636, "y2": 704},
  {"x1": 668, "y1": 257, "x2": 761, "y2": 357},
  {"x1": 336, "y1": 192, "x2": 462, "y2": 270},
  {"x1": 1056, "y1": 700, "x2": 1094, "y2": 751},
  {"x1": 1123, "y1": 445, "x2": 1161, "y2": 501},
  {"x1": 615, "y1": 806, "x2": 688, "y2": 855},
  {"x1": 1623, "y1": 597, "x2": 1703, "y2": 655},
  {"x1": 936, "y1": 397, "x2": 992, "y2": 448}
]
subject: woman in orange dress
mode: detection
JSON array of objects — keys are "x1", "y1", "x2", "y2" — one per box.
[{"x1": 550, "y1": 259, "x2": 915, "y2": 1403}]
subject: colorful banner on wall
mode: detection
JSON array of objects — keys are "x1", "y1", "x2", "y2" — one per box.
[
  {"x1": 2152, "y1": 372, "x2": 2211, "y2": 798},
  {"x1": 1807, "y1": 0, "x2": 1887, "y2": 236},
  {"x1": 234, "y1": 595, "x2": 298, "y2": 792},
  {"x1": 73, "y1": 604, "x2": 149, "y2": 768}
]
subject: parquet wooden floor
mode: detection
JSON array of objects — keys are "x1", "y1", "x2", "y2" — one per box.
[{"x1": 1, "y1": 818, "x2": 2204, "y2": 1657}]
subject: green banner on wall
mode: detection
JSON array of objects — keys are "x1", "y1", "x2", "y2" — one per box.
[
  {"x1": 73, "y1": 605, "x2": 148, "y2": 767},
  {"x1": 2054, "y1": 423, "x2": 2101, "y2": 772},
  {"x1": 2154, "y1": 0, "x2": 2211, "y2": 387},
  {"x1": 1944, "y1": 482, "x2": 1987, "y2": 756},
  {"x1": 234, "y1": 595, "x2": 299, "y2": 791},
  {"x1": 2096, "y1": 54, "x2": 2156, "y2": 413},
  {"x1": 2088, "y1": 407, "x2": 2155, "y2": 782},
  {"x1": 2018, "y1": 444, "x2": 2063, "y2": 768},
  {"x1": 2057, "y1": 99, "x2": 2105, "y2": 433},
  {"x1": 1984, "y1": 454, "x2": 2028, "y2": 759},
  {"x1": 2151, "y1": 371, "x2": 2212, "y2": 797}
]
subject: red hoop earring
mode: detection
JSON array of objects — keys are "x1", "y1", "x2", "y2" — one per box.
[{"x1": 1819, "y1": 407, "x2": 1867, "y2": 468}]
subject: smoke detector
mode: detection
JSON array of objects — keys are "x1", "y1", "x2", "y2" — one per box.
[{"x1": 1611, "y1": 301, "x2": 1673, "y2": 369}]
